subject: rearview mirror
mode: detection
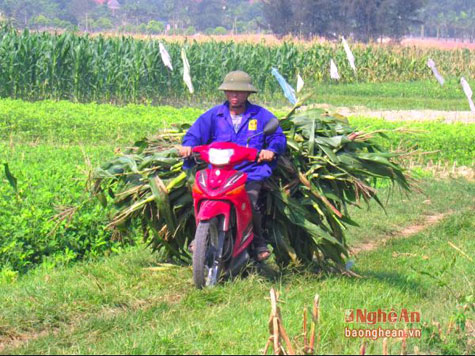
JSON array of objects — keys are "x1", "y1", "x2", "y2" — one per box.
[{"x1": 263, "y1": 118, "x2": 279, "y2": 136}]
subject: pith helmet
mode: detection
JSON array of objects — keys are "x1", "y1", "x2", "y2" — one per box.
[{"x1": 218, "y1": 70, "x2": 258, "y2": 93}]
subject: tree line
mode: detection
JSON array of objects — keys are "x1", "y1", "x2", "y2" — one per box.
[
  {"x1": 0, "y1": 0, "x2": 473, "y2": 42},
  {"x1": 419, "y1": 0, "x2": 475, "y2": 41},
  {"x1": 262, "y1": 0, "x2": 475, "y2": 42}
]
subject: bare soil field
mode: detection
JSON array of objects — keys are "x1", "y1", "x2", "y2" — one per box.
[{"x1": 401, "y1": 37, "x2": 475, "y2": 50}]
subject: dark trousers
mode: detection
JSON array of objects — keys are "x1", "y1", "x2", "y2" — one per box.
[{"x1": 245, "y1": 181, "x2": 266, "y2": 248}]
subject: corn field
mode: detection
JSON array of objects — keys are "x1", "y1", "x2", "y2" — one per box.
[{"x1": 0, "y1": 25, "x2": 474, "y2": 103}]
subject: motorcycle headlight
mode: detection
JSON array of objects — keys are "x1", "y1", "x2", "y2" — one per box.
[{"x1": 208, "y1": 148, "x2": 234, "y2": 165}]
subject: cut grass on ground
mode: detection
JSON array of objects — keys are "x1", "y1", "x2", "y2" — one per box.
[{"x1": 1, "y1": 178, "x2": 473, "y2": 355}]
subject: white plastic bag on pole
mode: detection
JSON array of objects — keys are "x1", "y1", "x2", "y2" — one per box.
[
  {"x1": 159, "y1": 43, "x2": 173, "y2": 71},
  {"x1": 342, "y1": 37, "x2": 356, "y2": 73},
  {"x1": 427, "y1": 58, "x2": 444, "y2": 86},
  {"x1": 296, "y1": 73, "x2": 304, "y2": 93},
  {"x1": 330, "y1": 59, "x2": 340, "y2": 80},
  {"x1": 461, "y1": 77, "x2": 475, "y2": 112},
  {"x1": 181, "y1": 48, "x2": 194, "y2": 94}
]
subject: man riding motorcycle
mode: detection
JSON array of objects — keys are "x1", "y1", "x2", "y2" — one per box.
[{"x1": 179, "y1": 70, "x2": 287, "y2": 262}]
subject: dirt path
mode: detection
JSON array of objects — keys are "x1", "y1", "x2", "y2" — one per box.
[
  {"x1": 351, "y1": 212, "x2": 450, "y2": 255},
  {"x1": 306, "y1": 103, "x2": 475, "y2": 123},
  {"x1": 312, "y1": 104, "x2": 475, "y2": 123},
  {"x1": 0, "y1": 330, "x2": 58, "y2": 353},
  {"x1": 0, "y1": 276, "x2": 186, "y2": 353}
]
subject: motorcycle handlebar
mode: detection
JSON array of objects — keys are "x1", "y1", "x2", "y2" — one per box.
[
  {"x1": 182, "y1": 148, "x2": 275, "y2": 164},
  {"x1": 181, "y1": 152, "x2": 201, "y2": 161}
]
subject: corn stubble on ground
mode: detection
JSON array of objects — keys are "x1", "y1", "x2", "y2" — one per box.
[
  {"x1": 263, "y1": 288, "x2": 319, "y2": 355},
  {"x1": 262, "y1": 289, "x2": 419, "y2": 356}
]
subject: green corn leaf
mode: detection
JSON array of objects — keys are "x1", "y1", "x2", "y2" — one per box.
[
  {"x1": 149, "y1": 175, "x2": 176, "y2": 233},
  {"x1": 3, "y1": 163, "x2": 18, "y2": 193},
  {"x1": 319, "y1": 145, "x2": 338, "y2": 162},
  {"x1": 91, "y1": 95, "x2": 411, "y2": 270},
  {"x1": 309, "y1": 118, "x2": 316, "y2": 155}
]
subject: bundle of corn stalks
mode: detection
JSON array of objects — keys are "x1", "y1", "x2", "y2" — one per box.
[{"x1": 92, "y1": 101, "x2": 410, "y2": 270}]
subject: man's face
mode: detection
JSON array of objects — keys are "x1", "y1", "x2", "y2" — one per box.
[{"x1": 225, "y1": 91, "x2": 250, "y2": 109}]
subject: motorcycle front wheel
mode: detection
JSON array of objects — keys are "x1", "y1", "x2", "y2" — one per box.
[{"x1": 192, "y1": 218, "x2": 222, "y2": 289}]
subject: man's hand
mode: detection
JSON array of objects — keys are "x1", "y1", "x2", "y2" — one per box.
[
  {"x1": 179, "y1": 146, "x2": 193, "y2": 158},
  {"x1": 257, "y1": 149, "x2": 275, "y2": 163}
]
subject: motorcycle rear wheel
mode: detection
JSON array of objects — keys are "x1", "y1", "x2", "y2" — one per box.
[{"x1": 192, "y1": 218, "x2": 222, "y2": 289}]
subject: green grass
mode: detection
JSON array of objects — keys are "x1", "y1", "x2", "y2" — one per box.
[
  {"x1": 348, "y1": 117, "x2": 475, "y2": 166},
  {"x1": 307, "y1": 79, "x2": 475, "y2": 111},
  {"x1": 345, "y1": 178, "x2": 475, "y2": 246},
  {"x1": 1, "y1": 98, "x2": 471, "y2": 162},
  {"x1": 0, "y1": 99, "x2": 202, "y2": 144},
  {"x1": 169, "y1": 79, "x2": 475, "y2": 111},
  {"x1": 0, "y1": 99, "x2": 203, "y2": 273},
  {"x1": 0, "y1": 179, "x2": 473, "y2": 355},
  {"x1": 0, "y1": 144, "x2": 120, "y2": 273}
]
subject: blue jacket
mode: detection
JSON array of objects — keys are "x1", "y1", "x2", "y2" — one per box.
[{"x1": 182, "y1": 101, "x2": 286, "y2": 181}]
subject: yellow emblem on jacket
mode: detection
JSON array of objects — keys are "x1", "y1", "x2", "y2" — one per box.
[{"x1": 248, "y1": 119, "x2": 257, "y2": 131}]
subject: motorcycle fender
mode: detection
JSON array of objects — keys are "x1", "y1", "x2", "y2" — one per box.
[{"x1": 196, "y1": 200, "x2": 231, "y2": 231}]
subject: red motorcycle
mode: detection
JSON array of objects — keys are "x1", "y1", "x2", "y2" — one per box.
[{"x1": 190, "y1": 119, "x2": 279, "y2": 288}]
